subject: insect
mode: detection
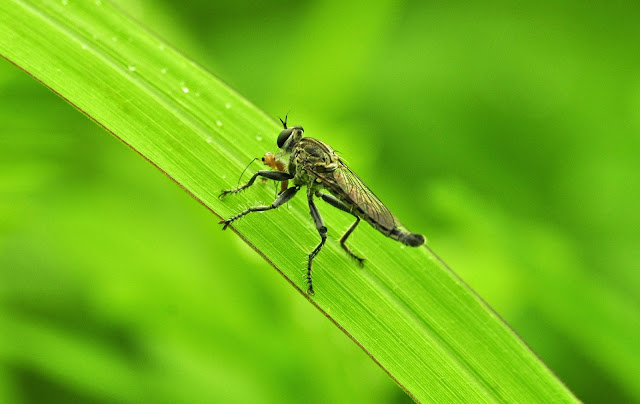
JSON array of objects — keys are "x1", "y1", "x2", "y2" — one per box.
[
  {"x1": 219, "y1": 117, "x2": 425, "y2": 295},
  {"x1": 261, "y1": 152, "x2": 288, "y2": 194}
]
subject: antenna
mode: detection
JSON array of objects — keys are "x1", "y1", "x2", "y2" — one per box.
[{"x1": 279, "y1": 113, "x2": 288, "y2": 129}]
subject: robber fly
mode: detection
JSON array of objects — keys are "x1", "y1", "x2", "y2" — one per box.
[{"x1": 219, "y1": 117, "x2": 425, "y2": 295}]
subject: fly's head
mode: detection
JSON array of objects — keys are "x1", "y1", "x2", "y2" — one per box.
[{"x1": 277, "y1": 115, "x2": 304, "y2": 153}]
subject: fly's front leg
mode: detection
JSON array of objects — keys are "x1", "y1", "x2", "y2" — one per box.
[
  {"x1": 219, "y1": 170, "x2": 293, "y2": 199},
  {"x1": 315, "y1": 191, "x2": 365, "y2": 266},
  {"x1": 219, "y1": 186, "x2": 299, "y2": 230},
  {"x1": 307, "y1": 190, "x2": 327, "y2": 296}
]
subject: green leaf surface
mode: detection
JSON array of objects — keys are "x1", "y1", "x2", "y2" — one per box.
[{"x1": 0, "y1": 1, "x2": 579, "y2": 402}]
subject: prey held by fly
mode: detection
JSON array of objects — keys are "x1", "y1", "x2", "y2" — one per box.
[{"x1": 219, "y1": 117, "x2": 425, "y2": 295}]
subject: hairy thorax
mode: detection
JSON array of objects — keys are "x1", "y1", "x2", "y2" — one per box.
[{"x1": 290, "y1": 138, "x2": 339, "y2": 189}]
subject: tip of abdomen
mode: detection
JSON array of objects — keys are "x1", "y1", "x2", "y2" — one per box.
[
  {"x1": 388, "y1": 227, "x2": 427, "y2": 247},
  {"x1": 403, "y1": 232, "x2": 426, "y2": 247}
]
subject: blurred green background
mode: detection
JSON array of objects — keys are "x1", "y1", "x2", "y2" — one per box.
[{"x1": 2, "y1": 0, "x2": 639, "y2": 402}]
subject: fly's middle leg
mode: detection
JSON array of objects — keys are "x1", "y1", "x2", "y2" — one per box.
[
  {"x1": 307, "y1": 190, "x2": 327, "y2": 296},
  {"x1": 219, "y1": 186, "x2": 299, "y2": 230},
  {"x1": 315, "y1": 191, "x2": 365, "y2": 266},
  {"x1": 219, "y1": 170, "x2": 293, "y2": 199}
]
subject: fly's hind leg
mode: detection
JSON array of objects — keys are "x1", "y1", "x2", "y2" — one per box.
[
  {"x1": 315, "y1": 191, "x2": 365, "y2": 266},
  {"x1": 220, "y1": 186, "x2": 299, "y2": 230},
  {"x1": 307, "y1": 190, "x2": 328, "y2": 296}
]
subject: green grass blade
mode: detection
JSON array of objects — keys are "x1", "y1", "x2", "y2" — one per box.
[{"x1": 0, "y1": 0, "x2": 579, "y2": 402}]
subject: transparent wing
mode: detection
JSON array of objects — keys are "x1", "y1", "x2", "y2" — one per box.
[{"x1": 328, "y1": 159, "x2": 398, "y2": 231}]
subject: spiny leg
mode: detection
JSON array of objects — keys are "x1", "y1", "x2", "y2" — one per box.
[
  {"x1": 219, "y1": 186, "x2": 299, "y2": 230},
  {"x1": 219, "y1": 170, "x2": 293, "y2": 199},
  {"x1": 315, "y1": 191, "x2": 365, "y2": 265},
  {"x1": 307, "y1": 190, "x2": 327, "y2": 296},
  {"x1": 339, "y1": 217, "x2": 364, "y2": 266}
]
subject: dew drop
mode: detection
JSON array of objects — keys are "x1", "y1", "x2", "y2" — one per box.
[
  {"x1": 225, "y1": 103, "x2": 231, "y2": 109},
  {"x1": 61, "y1": 0, "x2": 68, "y2": 5},
  {"x1": 160, "y1": 68, "x2": 167, "y2": 74},
  {"x1": 216, "y1": 120, "x2": 223, "y2": 127},
  {"x1": 256, "y1": 136, "x2": 262, "y2": 141},
  {"x1": 205, "y1": 136, "x2": 212, "y2": 143},
  {"x1": 128, "y1": 65, "x2": 136, "y2": 72},
  {"x1": 181, "y1": 86, "x2": 189, "y2": 93},
  {"x1": 95, "y1": 0, "x2": 101, "y2": 4},
  {"x1": 158, "y1": 44, "x2": 165, "y2": 51}
]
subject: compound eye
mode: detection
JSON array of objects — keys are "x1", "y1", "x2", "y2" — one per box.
[{"x1": 277, "y1": 128, "x2": 293, "y2": 148}]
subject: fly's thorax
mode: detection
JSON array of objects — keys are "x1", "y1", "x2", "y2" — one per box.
[
  {"x1": 287, "y1": 138, "x2": 337, "y2": 188},
  {"x1": 292, "y1": 167, "x2": 316, "y2": 187},
  {"x1": 293, "y1": 138, "x2": 339, "y2": 170}
]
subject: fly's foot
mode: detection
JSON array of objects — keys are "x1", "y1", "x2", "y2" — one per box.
[
  {"x1": 219, "y1": 208, "x2": 249, "y2": 229},
  {"x1": 306, "y1": 260, "x2": 315, "y2": 296},
  {"x1": 219, "y1": 188, "x2": 238, "y2": 199},
  {"x1": 218, "y1": 211, "x2": 241, "y2": 230},
  {"x1": 219, "y1": 218, "x2": 235, "y2": 230},
  {"x1": 341, "y1": 244, "x2": 366, "y2": 267}
]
